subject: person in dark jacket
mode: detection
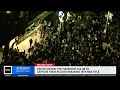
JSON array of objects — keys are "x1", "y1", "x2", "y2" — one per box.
[{"x1": 29, "y1": 39, "x2": 33, "y2": 47}]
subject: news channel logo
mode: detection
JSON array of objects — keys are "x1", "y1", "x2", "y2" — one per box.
[
  {"x1": 12, "y1": 66, "x2": 34, "y2": 75},
  {"x1": 4, "y1": 66, "x2": 12, "y2": 74}
]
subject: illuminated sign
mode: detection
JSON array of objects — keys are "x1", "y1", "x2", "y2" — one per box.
[{"x1": 58, "y1": 11, "x2": 65, "y2": 22}]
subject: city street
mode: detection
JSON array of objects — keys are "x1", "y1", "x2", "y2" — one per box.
[
  {"x1": 0, "y1": 11, "x2": 51, "y2": 63},
  {"x1": 13, "y1": 31, "x2": 42, "y2": 54},
  {"x1": 0, "y1": 30, "x2": 46, "y2": 63}
]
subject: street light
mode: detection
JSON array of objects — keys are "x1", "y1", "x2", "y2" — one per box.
[{"x1": 6, "y1": 11, "x2": 11, "y2": 14}]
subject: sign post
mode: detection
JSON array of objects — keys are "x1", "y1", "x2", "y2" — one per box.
[{"x1": 104, "y1": 11, "x2": 113, "y2": 34}]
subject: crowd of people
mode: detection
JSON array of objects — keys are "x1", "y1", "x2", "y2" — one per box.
[{"x1": 1, "y1": 11, "x2": 120, "y2": 70}]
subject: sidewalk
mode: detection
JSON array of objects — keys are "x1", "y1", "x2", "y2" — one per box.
[{"x1": 13, "y1": 31, "x2": 44, "y2": 54}]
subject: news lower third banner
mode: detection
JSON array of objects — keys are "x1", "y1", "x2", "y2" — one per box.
[
  {"x1": 34, "y1": 66, "x2": 116, "y2": 76},
  {"x1": 4, "y1": 65, "x2": 116, "y2": 77}
]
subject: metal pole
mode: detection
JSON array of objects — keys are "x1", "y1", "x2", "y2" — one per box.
[{"x1": 105, "y1": 11, "x2": 109, "y2": 31}]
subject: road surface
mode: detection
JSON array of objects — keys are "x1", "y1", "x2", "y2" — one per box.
[
  {"x1": 0, "y1": 11, "x2": 52, "y2": 63},
  {"x1": 0, "y1": 30, "x2": 46, "y2": 63},
  {"x1": 13, "y1": 31, "x2": 43, "y2": 54}
]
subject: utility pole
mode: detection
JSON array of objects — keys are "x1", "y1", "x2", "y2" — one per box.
[{"x1": 105, "y1": 11, "x2": 109, "y2": 32}]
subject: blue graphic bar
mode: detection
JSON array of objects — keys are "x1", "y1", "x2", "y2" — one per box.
[
  {"x1": 12, "y1": 74, "x2": 34, "y2": 77},
  {"x1": 12, "y1": 66, "x2": 34, "y2": 77}
]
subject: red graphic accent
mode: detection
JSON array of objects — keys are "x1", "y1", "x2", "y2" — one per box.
[{"x1": 34, "y1": 63, "x2": 55, "y2": 66}]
